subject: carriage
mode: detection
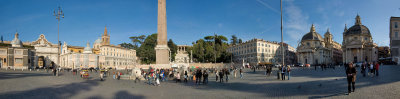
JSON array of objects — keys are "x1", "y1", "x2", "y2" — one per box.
[{"x1": 80, "y1": 70, "x2": 89, "y2": 79}]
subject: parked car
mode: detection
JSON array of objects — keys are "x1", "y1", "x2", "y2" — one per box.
[
  {"x1": 295, "y1": 63, "x2": 304, "y2": 67},
  {"x1": 274, "y1": 64, "x2": 281, "y2": 68},
  {"x1": 354, "y1": 62, "x2": 363, "y2": 67}
]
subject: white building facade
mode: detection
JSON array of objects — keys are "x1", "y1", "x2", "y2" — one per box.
[{"x1": 227, "y1": 38, "x2": 295, "y2": 66}]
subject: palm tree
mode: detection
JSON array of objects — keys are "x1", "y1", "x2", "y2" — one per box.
[
  {"x1": 129, "y1": 35, "x2": 146, "y2": 49},
  {"x1": 231, "y1": 35, "x2": 238, "y2": 45}
]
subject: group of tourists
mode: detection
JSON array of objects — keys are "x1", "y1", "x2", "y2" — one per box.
[
  {"x1": 277, "y1": 66, "x2": 291, "y2": 80},
  {"x1": 360, "y1": 62, "x2": 380, "y2": 77},
  {"x1": 141, "y1": 68, "x2": 172, "y2": 86}
]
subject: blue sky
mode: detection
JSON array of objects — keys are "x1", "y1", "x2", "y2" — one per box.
[{"x1": 0, "y1": 0, "x2": 399, "y2": 48}]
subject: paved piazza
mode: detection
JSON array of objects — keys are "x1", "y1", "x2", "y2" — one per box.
[{"x1": 0, "y1": 66, "x2": 399, "y2": 99}]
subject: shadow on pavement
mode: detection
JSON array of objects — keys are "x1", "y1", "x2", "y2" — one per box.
[
  {"x1": 114, "y1": 90, "x2": 145, "y2": 99},
  {"x1": 0, "y1": 72, "x2": 52, "y2": 80},
  {"x1": 0, "y1": 80, "x2": 99, "y2": 99},
  {"x1": 183, "y1": 66, "x2": 400, "y2": 98}
]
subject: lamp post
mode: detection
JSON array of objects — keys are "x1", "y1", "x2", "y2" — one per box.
[
  {"x1": 280, "y1": 0, "x2": 285, "y2": 67},
  {"x1": 53, "y1": 6, "x2": 64, "y2": 76}
]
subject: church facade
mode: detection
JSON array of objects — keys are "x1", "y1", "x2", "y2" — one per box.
[
  {"x1": 297, "y1": 24, "x2": 342, "y2": 65},
  {"x1": 342, "y1": 15, "x2": 378, "y2": 63}
]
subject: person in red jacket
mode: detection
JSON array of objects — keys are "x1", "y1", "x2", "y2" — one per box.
[{"x1": 375, "y1": 62, "x2": 379, "y2": 76}]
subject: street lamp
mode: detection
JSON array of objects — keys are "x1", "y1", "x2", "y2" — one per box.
[
  {"x1": 280, "y1": 0, "x2": 285, "y2": 67},
  {"x1": 53, "y1": 6, "x2": 64, "y2": 76}
]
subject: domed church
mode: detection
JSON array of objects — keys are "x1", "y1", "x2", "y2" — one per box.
[
  {"x1": 342, "y1": 15, "x2": 378, "y2": 63},
  {"x1": 297, "y1": 24, "x2": 343, "y2": 65}
]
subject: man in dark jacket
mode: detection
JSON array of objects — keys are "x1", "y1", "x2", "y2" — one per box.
[
  {"x1": 203, "y1": 70, "x2": 208, "y2": 84},
  {"x1": 219, "y1": 69, "x2": 224, "y2": 83},
  {"x1": 346, "y1": 62, "x2": 357, "y2": 95},
  {"x1": 225, "y1": 68, "x2": 230, "y2": 83}
]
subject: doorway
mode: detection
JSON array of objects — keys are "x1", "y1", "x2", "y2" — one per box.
[{"x1": 354, "y1": 56, "x2": 357, "y2": 63}]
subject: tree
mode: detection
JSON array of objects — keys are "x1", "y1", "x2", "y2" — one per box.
[
  {"x1": 129, "y1": 35, "x2": 146, "y2": 50},
  {"x1": 119, "y1": 42, "x2": 135, "y2": 49},
  {"x1": 167, "y1": 39, "x2": 178, "y2": 62},
  {"x1": 191, "y1": 34, "x2": 231, "y2": 63},
  {"x1": 137, "y1": 33, "x2": 157, "y2": 64},
  {"x1": 238, "y1": 39, "x2": 243, "y2": 43},
  {"x1": 231, "y1": 35, "x2": 238, "y2": 45}
]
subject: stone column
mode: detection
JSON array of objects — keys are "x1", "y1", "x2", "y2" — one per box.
[{"x1": 155, "y1": 0, "x2": 170, "y2": 64}]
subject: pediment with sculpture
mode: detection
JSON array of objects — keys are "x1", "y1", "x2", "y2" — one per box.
[{"x1": 31, "y1": 34, "x2": 56, "y2": 47}]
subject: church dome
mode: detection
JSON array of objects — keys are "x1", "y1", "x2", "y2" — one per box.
[
  {"x1": 83, "y1": 42, "x2": 92, "y2": 53},
  {"x1": 343, "y1": 15, "x2": 371, "y2": 36},
  {"x1": 11, "y1": 32, "x2": 23, "y2": 47},
  {"x1": 94, "y1": 38, "x2": 102, "y2": 44},
  {"x1": 301, "y1": 24, "x2": 324, "y2": 41}
]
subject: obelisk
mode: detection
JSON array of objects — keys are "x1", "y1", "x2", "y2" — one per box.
[{"x1": 155, "y1": 0, "x2": 170, "y2": 64}]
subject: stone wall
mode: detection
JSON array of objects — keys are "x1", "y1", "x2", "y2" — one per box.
[{"x1": 135, "y1": 63, "x2": 241, "y2": 69}]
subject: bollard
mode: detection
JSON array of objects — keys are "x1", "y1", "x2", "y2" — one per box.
[
  {"x1": 22, "y1": 69, "x2": 24, "y2": 71},
  {"x1": 14, "y1": 68, "x2": 15, "y2": 71},
  {"x1": 30, "y1": 69, "x2": 32, "y2": 71}
]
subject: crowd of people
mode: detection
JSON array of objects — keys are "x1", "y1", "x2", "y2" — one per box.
[{"x1": 136, "y1": 67, "x2": 247, "y2": 86}]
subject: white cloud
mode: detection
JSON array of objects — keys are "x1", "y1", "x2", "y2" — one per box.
[
  {"x1": 284, "y1": 1, "x2": 310, "y2": 48},
  {"x1": 256, "y1": 0, "x2": 280, "y2": 14},
  {"x1": 218, "y1": 23, "x2": 223, "y2": 28}
]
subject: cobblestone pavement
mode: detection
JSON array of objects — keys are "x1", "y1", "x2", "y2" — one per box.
[{"x1": 0, "y1": 65, "x2": 399, "y2": 99}]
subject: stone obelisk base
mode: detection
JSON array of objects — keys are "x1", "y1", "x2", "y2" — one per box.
[{"x1": 155, "y1": 45, "x2": 170, "y2": 64}]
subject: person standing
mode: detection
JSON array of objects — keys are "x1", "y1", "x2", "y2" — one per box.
[
  {"x1": 375, "y1": 62, "x2": 380, "y2": 76},
  {"x1": 278, "y1": 66, "x2": 282, "y2": 80},
  {"x1": 219, "y1": 69, "x2": 224, "y2": 83},
  {"x1": 234, "y1": 69, "x2": 237, "y2": 78},
  {"x1": 184, "y1": 71, "x2": 188, "y2": 83},
  {"x1": 253, "y1": 66, "x2": 256, "y2": 72},
  {"x1": 196, "y1": 69, "x2": 202, "y2": 84},
  {"x1": 176, "y1": 72, "x2": 181, "y2": 83},
  {"x1": 215, "y1": 70, "x2": 219, "y2": 82},
  {"x1": 281, "y1": 66, "x2": 286, "y2": 80},
  {"x1": 287, "y1": 66, "x2": 291, "y2": 80},
  {"x1": 346, "y1": 62, "x2": 357, "y2": 94},
  {"x1": 361, "y1": 62, "x2": 367, "y2": 77},
  {"x1": 225, "y1": 68, "x2": 230, "y2": 83},
  {"x1": 239, "y1": 69, "x2": 243, "y2": 79},
  {"x1": 203, "y1": 70, "x2": 208, "y2": 85},
  {"x1": 135, "y1": 71, "x2": 140, "y2": 83},
  {"x1": 369, "y1": 62, "x2": 374, "y2": 77},
  {"x1": 100, "y1": 71, "x2": 104, "y2": 81}
]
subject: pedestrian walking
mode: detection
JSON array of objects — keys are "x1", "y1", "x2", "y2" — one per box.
[
  {"x1": 375, "y1": 62, "x2": 380, "y2": 76},
  {"x1": 184, "y1": 71, "x2": 188, "y2": 83},
  {"x1": 346, "y1": 62, "x2": 357, "y2": 95}
]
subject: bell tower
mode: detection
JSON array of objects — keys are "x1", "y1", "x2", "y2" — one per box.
[
  {"x1": 101, "y1": 26, "x2": 110, "y2": 46},
  {"x1": 324, "y1": 28, "x2": 333, "y2": 45}
]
